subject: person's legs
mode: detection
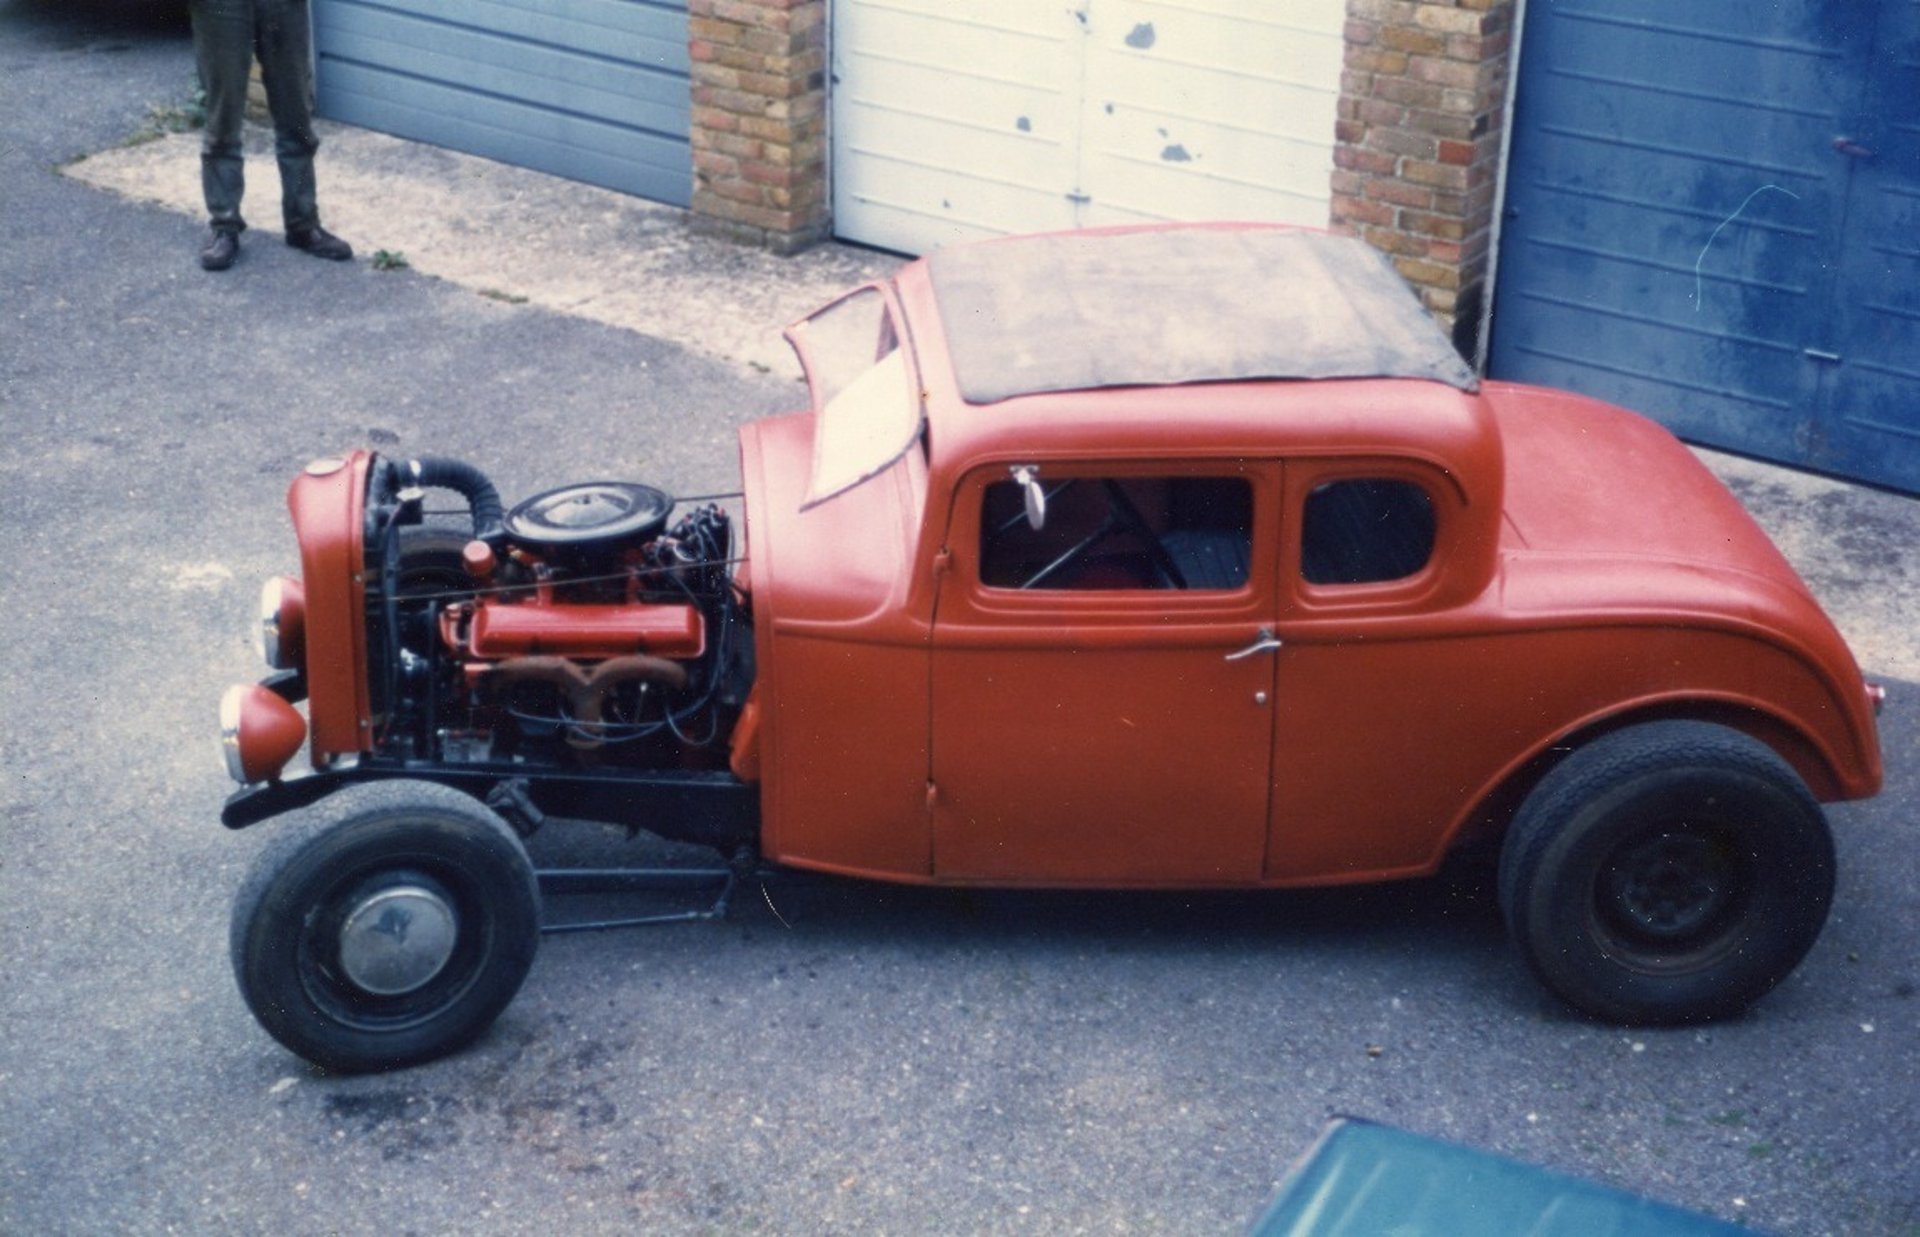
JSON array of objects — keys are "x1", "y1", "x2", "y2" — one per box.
[
  {"x1": 254, "y1": 0, "x2": 316, "y2": 233},
  {"x1": 256, "y1": 0, "x2": 351, "y2": 258},
  {"x1": 190, "y1": 0, "x2": 254, "y2": 266}
]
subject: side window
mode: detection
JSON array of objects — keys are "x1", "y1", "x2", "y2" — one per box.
[
  {"x1": 979, "y1": 475, "x2": 1253, "y2": 591},
  {"x1": 1301, "y1": 478, "x2": 1435, "y2": 585}
]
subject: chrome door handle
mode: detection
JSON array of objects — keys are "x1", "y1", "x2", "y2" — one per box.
[{"x1": 1225, "y1": 628, "x2": 1283, "y2": 661}]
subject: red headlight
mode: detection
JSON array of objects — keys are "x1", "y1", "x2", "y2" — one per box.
[
  {"x1": 220, "y1": 684, "x2": 308, "y2": 784},
  {"x1": 258, "y1": 576, "x2": 306, "y2": 670}
]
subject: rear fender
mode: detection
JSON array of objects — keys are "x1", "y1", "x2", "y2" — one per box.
[{"x1": 1453, "y1": 697, "x2": 1863, "y2": 856}]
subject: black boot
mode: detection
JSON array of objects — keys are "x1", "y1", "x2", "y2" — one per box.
[
  {"x1": 286, "y1": 226, "x2": 353, "y2": 261},
  {"x1": 199, "y1": 229, "x2": 240, "y2": 271}
]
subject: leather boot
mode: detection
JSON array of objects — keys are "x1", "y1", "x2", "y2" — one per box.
[
  {"x1": 200, "y1": 229, "x2": 240, "y2": 271},
  {"x1": 286, "y1": 226, "x2": 353, "y2": 261}
]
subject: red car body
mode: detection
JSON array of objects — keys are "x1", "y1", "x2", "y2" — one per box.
[
  {"x1": 220, "y1": 224, "x2": 1883, "y2": 1071},
  {"x1": 738, "y1": 300, "x2": 1879, "y2": 888}
]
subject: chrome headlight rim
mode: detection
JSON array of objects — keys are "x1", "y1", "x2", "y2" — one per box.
[
  {"x1": 257, "y1": 577, "x2": 287, "y2": 669},
  {"x1": 220, "y1": 685, "x2": 248, "y2": 784}
]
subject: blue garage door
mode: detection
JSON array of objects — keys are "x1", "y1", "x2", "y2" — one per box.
[
  {"x1": 1491, "y1": 2, "x2": 1919, "y2": 493},
  {"x1": 312, "y1": 0, "x2": 691, "y2": 207}
]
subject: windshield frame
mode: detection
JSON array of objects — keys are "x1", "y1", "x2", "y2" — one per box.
[{"x1": 784, "y1": 280, "x2": 925, "y2": 510}]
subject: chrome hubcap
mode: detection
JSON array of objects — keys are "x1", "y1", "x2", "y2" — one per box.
[{"x1": 337, "y1": 886, "x2": 459, "y2": 996}]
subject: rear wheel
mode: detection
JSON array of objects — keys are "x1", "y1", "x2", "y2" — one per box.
[
  {"x1": 1498, "y1": 721, "x2": 1834, "y2": 1024},
  {"x1": 230, "y1": 780, "x2": 541, "y2": 1071}
]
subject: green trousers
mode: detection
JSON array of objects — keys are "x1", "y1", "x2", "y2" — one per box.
[{"x1": 189, "y1": 0, "x2": 323, "y2": 235}]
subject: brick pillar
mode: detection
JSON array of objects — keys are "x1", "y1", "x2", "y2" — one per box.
[
  {"x1": 1333, "y1": 0, "x2": 1515, "y2": 361},
  {"x1": 687, "y1": 0, "x2": 829, "y2": 255}
]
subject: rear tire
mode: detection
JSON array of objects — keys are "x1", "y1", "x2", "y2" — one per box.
[
  {"x1": 231, "y1": 780, "x2": 541, "y2": 1072},
  {"x1": 1498, "y1": 721, "x2": 1834, "y2": 1024}
]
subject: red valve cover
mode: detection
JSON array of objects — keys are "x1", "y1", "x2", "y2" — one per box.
[{"x1": 467, "y1": 601, "x2": 705, "y2": 660}]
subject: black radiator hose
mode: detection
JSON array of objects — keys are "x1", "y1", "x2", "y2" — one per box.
[{"x1": 408, "y1": 456, "x2": 506, "y2": 542}]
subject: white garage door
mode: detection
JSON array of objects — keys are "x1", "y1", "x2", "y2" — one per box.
[{"x1": 830, "y1": 0, "x2": 1346, "y2": 255}]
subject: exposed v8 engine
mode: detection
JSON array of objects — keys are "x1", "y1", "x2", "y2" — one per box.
[{"x1": 362, "y1": 456, "x2": 750, "y2": 776}]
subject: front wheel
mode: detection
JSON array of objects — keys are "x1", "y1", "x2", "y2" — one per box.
[
  {"x1": 230, "y1": 780, "x2": 541, "y2": 1071},
  {"x1": 1498, "y1": 721, "x2": 1835, "y2": 1024}
]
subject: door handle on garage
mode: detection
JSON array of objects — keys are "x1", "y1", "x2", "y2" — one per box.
[{"x1": 1225, "y1": 628, "x2": 1283, "y2": 660}]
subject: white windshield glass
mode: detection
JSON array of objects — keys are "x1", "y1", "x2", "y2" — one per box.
[{"x1": 789, "y1": 286, "x2": 921, "y2": 508}]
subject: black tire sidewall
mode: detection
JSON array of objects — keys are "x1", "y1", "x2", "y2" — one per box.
[
  {"x1": 231, "y1": 784, "x2": 540, "y2": 1072},
  {"x1": 1502, "y1": 723, "x2": 1835, "y2": 1024}
]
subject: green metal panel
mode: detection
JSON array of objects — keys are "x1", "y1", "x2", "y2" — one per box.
[
  {"x1": 313, "y1": 0, "x2": 691, "y2": 207},
  {"x1": 1251, "y1": 1120, "x2": 1748, "y2": 1237}
]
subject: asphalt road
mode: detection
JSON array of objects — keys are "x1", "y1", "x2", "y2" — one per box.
[{"x1": 1, "y1": 4, "x2": 1916, "y2": 1233}]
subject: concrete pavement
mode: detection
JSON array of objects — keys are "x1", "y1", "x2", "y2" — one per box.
[{"x1": 64, "y1": 122, "x2": 901, "y2": 380}]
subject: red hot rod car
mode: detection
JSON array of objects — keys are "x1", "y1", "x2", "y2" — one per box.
[{"x1": 220, "y1": 225, "x2": 1884, "y2": 1071}]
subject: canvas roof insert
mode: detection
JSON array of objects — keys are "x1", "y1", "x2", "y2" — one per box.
[{"x1": 926, "y1": 227, "x2": 1479, "y2": 405}]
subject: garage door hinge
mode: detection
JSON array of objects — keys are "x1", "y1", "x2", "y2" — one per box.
[{"x1": 1066, "y1": 190, "x2": 1092, "y2": 205}]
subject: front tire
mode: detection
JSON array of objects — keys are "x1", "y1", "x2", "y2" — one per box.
[
  {"x1": 230, "y1": 780, "x2": 541, "y2": 1071},
  {"x1": 1498, "y1": 721, "x2": 1834, "y2": 1024}
]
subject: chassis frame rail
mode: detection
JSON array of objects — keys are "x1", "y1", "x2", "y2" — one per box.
[{"x1": 536, "y1": 865, "x2": 740, "y2": 934}]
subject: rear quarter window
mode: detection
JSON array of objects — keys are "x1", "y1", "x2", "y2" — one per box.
[{"x1": 1301, "y1": 478, "x2": 1436, "y2": 585}]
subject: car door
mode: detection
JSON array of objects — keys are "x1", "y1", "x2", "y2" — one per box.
[
  {"x1": 928, "y1": 460, "x2": 1281, "y2": 884},
  {"x1": 1263, "y1": 461, "x2": 1484, "y2": 884}
]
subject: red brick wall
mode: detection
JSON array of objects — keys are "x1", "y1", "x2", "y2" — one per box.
[
  {"x1": 687, "y1": 0, "x2": 829, "y2": 254},
  {"x1": 1334, "y1": 0, "x2": 1515, "y2": 358}
]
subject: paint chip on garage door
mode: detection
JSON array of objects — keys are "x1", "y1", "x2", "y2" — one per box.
[{"x1": 831, "y1": 0, "x2": 1346, "y2": 254}]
